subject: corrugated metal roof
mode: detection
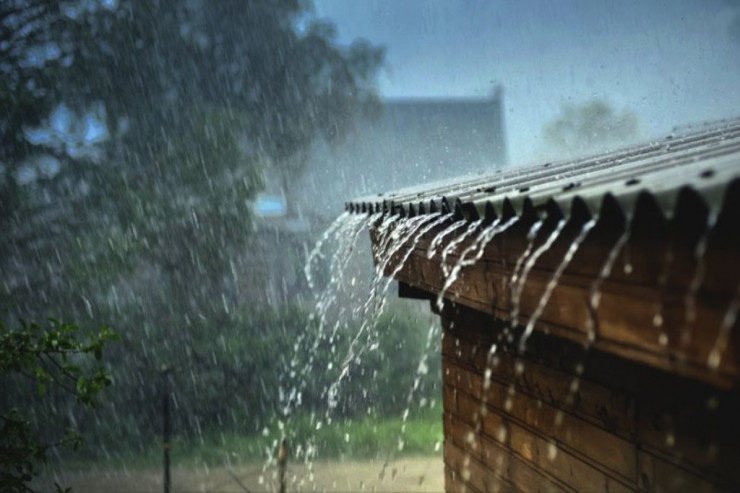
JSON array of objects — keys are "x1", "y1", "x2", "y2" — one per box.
[{"x1": 346, "y1": 118, "x2": 740, "y2": 223}]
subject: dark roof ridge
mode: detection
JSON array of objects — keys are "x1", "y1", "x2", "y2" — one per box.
[{"x1": 347, "y1": 117, "x2": 740, "y2": 224}]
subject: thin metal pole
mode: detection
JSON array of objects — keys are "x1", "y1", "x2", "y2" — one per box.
[
  {"x1": 278, "y1": 438, "x2": 288, "y2": 493},
  {"x1": 163, "y1": 366, "x2": 171, "y2": 493}
]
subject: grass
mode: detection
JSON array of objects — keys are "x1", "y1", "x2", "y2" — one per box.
[
  {"x1": 49, "y1": 411, "x2": 443, "y2": 473},
  {"x1": 178, "y1": 410, "x2": 444, "y2": 466}
]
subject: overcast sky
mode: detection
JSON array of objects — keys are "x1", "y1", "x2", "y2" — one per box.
[{"x1": 313, "y1": 0, "x2": 740, "y2": 166}]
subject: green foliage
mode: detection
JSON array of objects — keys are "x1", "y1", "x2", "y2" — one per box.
[
  {"x1": 275, "y1": 410, "x2": 443, "y2": 461},
  {"x1": 124, "y1": 412, "x2": 442, "y2": 468},
  {"x1": 0, "y1": 318, "x2": 119, "y2": 491}
]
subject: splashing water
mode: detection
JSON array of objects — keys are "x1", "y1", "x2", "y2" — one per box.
[
  {"x1": 427, "y1": 219, "x2": 467, "y2": 260},
  {"x1": 278, "y1": 212, "x2": 369, "y2": 463},
  {"x1": 436, "y1": 217, "x2": 519, "y2": 312},
  {"x1": 519, "y1": 219, "x2": 596, "y2": 352},
  {"x1": 708, "y1": 284, "x2": 740, "y2": 370},
  {"x1": 327, "y1": 213, "x2": 444, "y2": 414},
  {"x1": 510, "y1": 219, "x2": 567, "y2": 333},
  {"x1": 396, "y1": 321, "x2": 442, "y2": 453},
  {"x1": 305, "y1": 211, "x2": 351, "y2": 291},
  {"x1": 586, "y1": 226, "x2": 631, "y2": 344},
  {"x1": 652, "y1": 244, "x2": 675, "y2": 343},
  {"x1": 510, "y1": 220, "x2": 544, "y2": 297},
  {"x1": 290, "y1": 211, "x2": 452, "y2": 480},
  {"x1": 440, "y1": 219, "x2": 483, "y2": 277},
  {"x1": 681, "y1": 217, "x2": 715, "y2": 346}
]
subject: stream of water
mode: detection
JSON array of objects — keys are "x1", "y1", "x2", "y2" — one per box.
[{"x1": 278, "y1": 203, "x2": 735, "y2": 489}]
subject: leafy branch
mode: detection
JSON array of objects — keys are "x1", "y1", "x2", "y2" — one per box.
[{"x1": 0, "y1": 318, "x2": 119, "y2": 491}]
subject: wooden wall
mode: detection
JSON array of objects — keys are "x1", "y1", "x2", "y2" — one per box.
[
  {"x1": 440, "y1": 303, "x2": 740, "y2": 493},
  {"x1": 383, "y1": 194, "x2": 740, "y2": 390}
]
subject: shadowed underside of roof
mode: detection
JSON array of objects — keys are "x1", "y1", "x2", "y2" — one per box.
[{"x1": 346, "y1": 117, "x2": 740, "y2": 226}]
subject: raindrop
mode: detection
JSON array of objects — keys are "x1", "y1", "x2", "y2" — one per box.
[
  {"x1": 504, "y1": 397, "x2": 513, "y2": 412},
  {"x1": 682, "y1": 226, "x2": 713, "y2": 346},
  {"x1": 708, "y1": 284, "x2": 740, "y2": 370},
  {"x1": 658, "y1": 333, "x2": 669, "y2": 347},
  {"x1": 496, "y1": 425, "x2": 507, "y2": 443},
  {"x1": 665, "y1": 433, "x2": 675, "y2": 447}
]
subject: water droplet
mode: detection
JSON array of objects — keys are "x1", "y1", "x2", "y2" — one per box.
[
  {"x1": 569, "y1": 378, "x2": 580, "y2": 393},
  {"x1": 547, "y1": 442, "x2": 558, "y2": 461},
  {"x1": 497, "y1": 425, "x2": 507, "y2": 442},
  {"x1": 504, "y1": 397, "x2": 513, "y2": 412},
  {"x1": 707, "y1": 348, "x2": 722, "y2": 370},
  {"x1": 665, "y1": 433, "x2": 675, "y2": 447},
  {"x1": 658, "y1": 333, "x2": 668, "y2": 347}
]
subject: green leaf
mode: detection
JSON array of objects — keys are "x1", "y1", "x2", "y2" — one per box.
[{"x1": 76, "y1": 375, "x2": 88, "y2": 394}]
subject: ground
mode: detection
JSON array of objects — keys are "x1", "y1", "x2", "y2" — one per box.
[{"x1": 37, "y1": 457, "x2": 444, "y2": 492}]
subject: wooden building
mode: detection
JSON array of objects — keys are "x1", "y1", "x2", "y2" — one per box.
[{"x1": 347, "y1": 120, "x2": 740, "y2": 492}]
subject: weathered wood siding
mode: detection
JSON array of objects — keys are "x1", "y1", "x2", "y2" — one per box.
[
  {"x1": 441, "y1": 304, "x2": 740, "y2": 492},
  {"x1": 379, "y1": 200, "x2": 739, "y2": 389}
]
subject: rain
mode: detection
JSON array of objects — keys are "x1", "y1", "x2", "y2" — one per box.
[{"x1": 2, "y1": 1, "x2": 740, "y2": 492}]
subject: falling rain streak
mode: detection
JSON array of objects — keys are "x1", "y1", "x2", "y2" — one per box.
[{"x1": 519, "y1": 218, "x2": 596, "y2": 351}]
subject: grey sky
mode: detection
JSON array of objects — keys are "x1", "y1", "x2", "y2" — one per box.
[{"x1": 313, "y1": 0, "x2": 740, "y2": 165}]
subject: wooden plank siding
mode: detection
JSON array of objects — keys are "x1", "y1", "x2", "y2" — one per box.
[
  {"x1": 372, "y1": 213, "x2": 739, "y2": 389},
  {"x1": 440, "y1": 305, "x2": 740, "y2": 492}
]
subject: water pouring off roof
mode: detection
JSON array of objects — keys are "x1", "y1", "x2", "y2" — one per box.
[
  {"x1": 346, "y1": 118, "x2": 740, "y2": 226},
  {"x1": 343, "y1": 118, "x2": 740, "y2": 491}
]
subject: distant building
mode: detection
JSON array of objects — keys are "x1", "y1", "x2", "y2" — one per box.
[
  {"x1": 296, "y1": 89, "x2": 507, "y2": 218},
  {"x1": 247, "y1": 89, "x2": 507, "y2": 305}
]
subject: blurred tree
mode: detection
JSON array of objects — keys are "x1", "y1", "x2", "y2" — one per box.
[
  {"x1": 1, "y1": 0, "x2": 385, "y2": 318},
  {"x1": 543, "y1": 99, "x2": 638, "y2": 157},
  {"x1": 0, "y1": 0, "x2": 386, "y2": 451}
]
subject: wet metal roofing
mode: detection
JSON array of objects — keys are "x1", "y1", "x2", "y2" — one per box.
[{"x1": 346, "y1": 118, "x2": 740, "y2": 224}]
